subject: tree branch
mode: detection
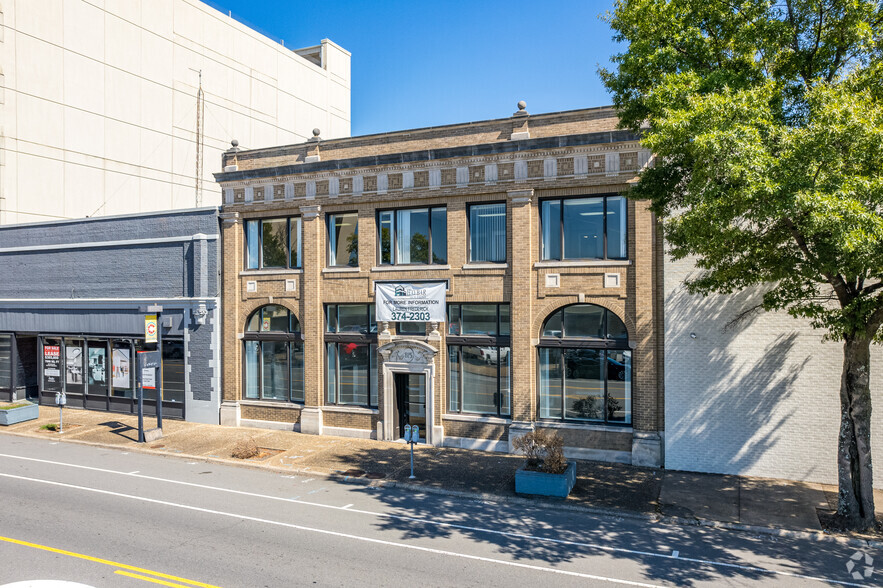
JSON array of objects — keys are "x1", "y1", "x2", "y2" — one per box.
[{"x1": 783, "y1": 217, "x2": 852, "y2": 304}]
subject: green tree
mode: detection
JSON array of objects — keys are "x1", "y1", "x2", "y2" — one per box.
[{"x1": 601, "y1": 0, "x2": 883, "y2": 530}]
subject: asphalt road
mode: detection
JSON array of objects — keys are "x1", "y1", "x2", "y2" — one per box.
[{"x1": 0, "y1": 435, "x2": 878, "y2": 588}]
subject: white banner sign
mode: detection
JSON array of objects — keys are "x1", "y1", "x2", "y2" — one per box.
[{"x1": 375, "y1": 282, "x2": 446, "y2": 323}]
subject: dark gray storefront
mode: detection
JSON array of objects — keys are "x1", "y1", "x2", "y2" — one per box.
[{"x1": 0, "y1": 208, "x2": 221, "y2": 424}]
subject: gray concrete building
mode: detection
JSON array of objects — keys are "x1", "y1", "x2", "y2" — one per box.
[{"x1": 0, "y1": 208, "x2": 220, "y2": 424}]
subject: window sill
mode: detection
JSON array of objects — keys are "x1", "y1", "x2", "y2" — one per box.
[
  {"x1": 323, "y1": 267, "x2": 361, "y2": 274},
  {"x1": 322, "y1": 405, "x2": 380, "y2": 415},
  {"x1": 533, "y1": 260, "x2": 631, "y2": 268},
  {"x1": 371, "y1": 265, "x2": 451, "y2": 272},
  {"x1": 240, "y1": 399, "x2": 304, "y2": 409},
  {"x1": 443, "y1": 413, "x2": 511, "y2": 425},
  {"x1": 240, "y1": 269, "x2": 303, "y2": 276},
  {"x1": 536, "y1": 420, "x2": 632, "y2": 433},
  {"x1": 461, "y1": 263, "x2": 508, "y2": 270}
]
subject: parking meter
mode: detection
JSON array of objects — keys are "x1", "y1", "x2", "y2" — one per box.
[
  {"x1": 55, "y1": 392, "x2": 66, "y2": 432},
  {"x1": 405, "y1": 425, "x2": 419, "y2": 479}
]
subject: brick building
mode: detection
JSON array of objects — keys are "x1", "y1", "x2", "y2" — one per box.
[
  {"x1": 0, "y1": 208, "x2": 221, "y2": 424},
  {"x1": 214, "y1": 104, "x2": 664, "y2": 466}
]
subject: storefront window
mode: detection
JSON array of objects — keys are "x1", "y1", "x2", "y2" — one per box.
[
  {"x1": 243, "y1": 305, "x2": 304, "y2": 403},
  {"x1": 0, "y1": 334, "x2": 12, "y2": 391},
  {"x1": 447, "y1": 304, "x2": 511, "y2": 417},
  {"x1": 325, "y1": 304, "x2": 377, "y2": 407},
  {"x1": 538, "y1": 304, "x2": 631, "y2": 424},
  {"x1": 87, "y1": 340, "x2": 108, "y2": 395},
  {"x1": 42, "y1": 338, "x2": 63, "y2": 392},
  {"x1": 64, "y1": 338, "x2": 85, "y2": 395},
  {"x1": 111, "y1": 341, "x2": 133, "y2": 398},
  {"x1": 162, "y1": 341, "x2": 185, "y2": 404}
]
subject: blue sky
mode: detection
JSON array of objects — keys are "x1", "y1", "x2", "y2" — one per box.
[{"x1": 204, "y1": 1, "x2": 622, "y2": 136}]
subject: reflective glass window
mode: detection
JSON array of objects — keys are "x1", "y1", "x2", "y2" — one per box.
[{"x1": 329, "y1": 213, "x2": 358, "y2": 267}]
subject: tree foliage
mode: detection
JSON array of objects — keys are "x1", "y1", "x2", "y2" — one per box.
[
  {"x1": 601, "y1": 0, "x2": 883, "y2": 529},
  {"x1": 603, "y1": 0, "x2": 883, "y2": 337}
]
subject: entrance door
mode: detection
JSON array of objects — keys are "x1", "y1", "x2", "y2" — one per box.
[{"x1": 393, "y1": 373, "x2": 426, "y2": 441}]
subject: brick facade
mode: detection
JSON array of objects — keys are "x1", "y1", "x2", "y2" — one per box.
[{"x1": 215, "y1": 107, "x2": 664, "y2": 466}]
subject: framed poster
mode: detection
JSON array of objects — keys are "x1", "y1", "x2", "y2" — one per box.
[
  {"x1": 66, "y1": 345, "x2": 83, "y2": 385},
  {"x1": 88, "y1": 344, "x2": 107, "y2": 388},
  {"x1": 42, "y1": 341, "x2": 62, "y2": 391},
  {"x1": 112, "y1": 347, "x2": 131, "y2": 389}
]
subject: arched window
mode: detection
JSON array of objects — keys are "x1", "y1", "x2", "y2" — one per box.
[
  {"x1": 244, "y1": 305, "x2": 304, "y2": 402},
  {"x1": 537, "y1": 304, "x2": 631, "y2": 424}
]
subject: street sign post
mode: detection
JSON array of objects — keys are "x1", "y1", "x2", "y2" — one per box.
[{"x1": 136, "y1": 350, "x2": 161, "y2": 443}]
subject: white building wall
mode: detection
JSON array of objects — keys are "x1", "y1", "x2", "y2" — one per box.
[
  {"x1": 665, "y1": 254, "x2": 883, "y2": 487},
  {"x1": 0, "y1": 0, "x2": 351, "y2": 224}
]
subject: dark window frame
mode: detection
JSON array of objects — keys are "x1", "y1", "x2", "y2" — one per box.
[
  {"x1": 243, "y1": 305, "x2": 305, "y2": 404},
  {"x1": 244, "y1": 217, "x2": 303, "y2": 270},
  {"x1": 376, "y1": 206, "x2": 447, "y2": 266},
  {"x1": 327, "y1": 211, "x2": 360, "y2": 268},
  {"x1": 446, "y1": 303, "x2": 511, "y2": 418},
  {"x1": 539, "y1": 194, "x2": 628, "y2": 261},
  {"x1": 324, "y1": 304, "x2": 378, "y2": 408},
  {"x1": 467, "y1": 201, "x2": 507, "y2": 264},
  {"x1": 536, "y1": 304, "x2": 632, "y2": 425}
]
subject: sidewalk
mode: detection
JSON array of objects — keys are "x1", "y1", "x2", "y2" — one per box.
[{"x1": 2, "y1": 406, "x2": 880, "y2": 545}]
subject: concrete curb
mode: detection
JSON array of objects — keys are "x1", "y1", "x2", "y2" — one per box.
[{"x1": 3, "y1": 428, "x2": 881, "y2": 549}]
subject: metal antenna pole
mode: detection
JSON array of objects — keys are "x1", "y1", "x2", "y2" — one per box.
[{"x1": 191, "y1": 69, "x2": 204, "y2": 207}]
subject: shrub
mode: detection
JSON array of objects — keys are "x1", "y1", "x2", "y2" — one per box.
[
  {"x1": 513, "y1": 429, "x2": 568, "y2": 474},
  {"x1": 231, "y1": 437, "x2": 259, "y2": 459},
  {"x1": 40, "y1": 423, "x2": 59, "y2": 432}
]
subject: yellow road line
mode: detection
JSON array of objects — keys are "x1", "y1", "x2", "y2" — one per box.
[
  {"x1": 115, "y1": 570, "x2": 196, "y2": 587},
  {"x1": 0, "y1": 535, "x2": 220, "y2": 588}
]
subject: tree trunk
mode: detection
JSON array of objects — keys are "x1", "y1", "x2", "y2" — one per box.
[{"x1": 836, "y1": 336, "x2": 876, "y2": 530}]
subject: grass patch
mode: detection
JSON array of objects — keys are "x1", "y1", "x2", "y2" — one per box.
[
  {"x1": 41, "y1": 423, "x2": 59, "y2": 431},
  {"x1": 0, "y1": 402, "x2": 32, "y2": 411}
]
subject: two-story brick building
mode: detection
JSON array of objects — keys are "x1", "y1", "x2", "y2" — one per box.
[{"x1": 213, "y1": 104, "x2": 664, "y2": 466}]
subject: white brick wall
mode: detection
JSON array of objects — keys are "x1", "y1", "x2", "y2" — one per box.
[{"x1": 665, "y1": 255, "x2": 883, "y2": 487}]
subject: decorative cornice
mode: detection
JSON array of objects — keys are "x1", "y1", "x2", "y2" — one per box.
[{"x1": 378, "y1": 340, "x2": 438, "y2": 364}]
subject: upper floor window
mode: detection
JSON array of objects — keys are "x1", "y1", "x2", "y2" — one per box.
[
  {"x1": 246, "y1": 217, "x2": 302, "y2": 269},
  {"x1": 328, "y1": 212, "x2": 358, "y2": 267},
  {"x1": 540, "y1": 195, "x2": 627, "y2": 261},
  {"x1": 378, "y1": 207, "x2": 447, "y2": 265},
  {"x1": 468, "y1": 203, "x2": 506, "y2": 263}
]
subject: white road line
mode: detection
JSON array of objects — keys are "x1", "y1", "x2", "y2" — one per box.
[
  {"x1": 342, "y1": 504, "x2": 353, "y2": 509},
  {"x1": 0, "y1": 452, "x2": 862, "y2": 586},
  {"x1": 0, "y1": 472, "x2": 665, "y2": 588},
  {"x1": 129, "y1": 471, "x2": 140, "y2": 475}
]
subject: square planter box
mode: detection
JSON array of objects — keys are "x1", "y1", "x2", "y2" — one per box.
[
  {"x1": 0, "y1": 402, "x2": 39, "y2": 426},
  {"x1": 515, "y1": 461, "x2": 577, "y2": 498}
]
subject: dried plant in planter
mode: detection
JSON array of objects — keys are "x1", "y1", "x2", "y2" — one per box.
[
  {"x1": 231, "y1": 437, "x2": 259, "y2": 459},
  {"x1": 513, "y1": 429, "x2": 568, "y2": 474}
]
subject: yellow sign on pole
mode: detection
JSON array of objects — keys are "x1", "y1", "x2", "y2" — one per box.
[{"x1": 145, "y1": 314, "x2": 158, "y2": 343}]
